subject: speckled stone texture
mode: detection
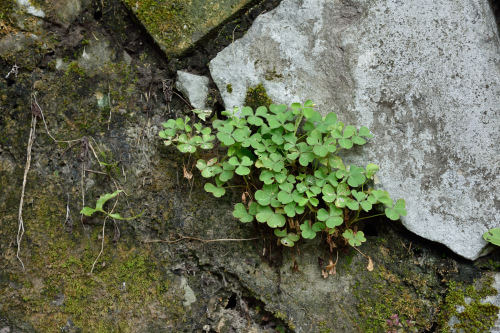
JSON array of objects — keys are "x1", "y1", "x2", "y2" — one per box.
[
  {"x1": 176, "y1": 71, "x2": 210, "y2": 110},
  {"x1": 209, "y1": 0, "x2": 500, "y2": 260}
]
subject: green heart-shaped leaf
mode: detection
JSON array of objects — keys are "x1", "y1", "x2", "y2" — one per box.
[
  {"x1": 205, "y1": 183, "x2": 226, "y2": 197},
  {"x1": 343, "y1": 229, "x2": 366, "y2": 246},
  {"x1": 300, "y1": 221, "x2": 316, "y2": 239},
  {"x1": 233, "y1": 203, "x2": 253, "y2": 222},
  {"x1": 484, "y1": 229, "x2": 500, "y2": 246}
]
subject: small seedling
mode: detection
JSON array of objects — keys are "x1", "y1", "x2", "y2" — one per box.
[{"x1": 80, "y1": 190, "x2": 143, "y2": 220}]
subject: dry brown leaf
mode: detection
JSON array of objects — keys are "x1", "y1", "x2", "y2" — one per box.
[
  {"x1": 367, "y1": 257, "x2": 374, "y2": 271},
  {"x1": 241, "y1": 192, "x2": 246, "y2": 203},
  {"x1": 321, "y1": 269, "x2": 328, "y2": 279},
  {"x1": 182, "y1": 166, "x2": 193, "y2": 180},
  {"x1": 325, "y1": 259, "x2": 335, "y2": 275}
]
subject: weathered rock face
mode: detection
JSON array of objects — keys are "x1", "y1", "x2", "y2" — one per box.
[
  {"x1": 2, "y1": 0, "x2": 500, "y2": 332},
  {"x1": 209, "y1": 0, "x2": 500, "y2": 260},
  {"x1": 121, "y1": 0, "x2": 255, "y2": 57},
  {"x1": 176, "y1": 71, "x2": 210, "y2": 109}
]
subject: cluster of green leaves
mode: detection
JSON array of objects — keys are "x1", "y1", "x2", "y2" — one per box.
[
  {"x1": 159, "y1": 116, "x2": 215, "y2": 153},
  {"x1": 159, "y1": 101, "x2": 406, "y2": 249}
]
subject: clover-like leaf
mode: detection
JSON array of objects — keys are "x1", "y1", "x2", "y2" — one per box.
[
  {"x1": 233, "y1": 203, "x2": 253, "y2": 222},
  {"x1": 162, "y1": 119, "x2": 176, "y2": 129},
  {"x1": 256, "y1": 205, "x2": 286, "y2": 228},
  {"x1": 228, "y1": 156, "x2": 253, "y2": 175},
  {"x1": 322, "y1": 184, "x2": 337, "y2": 203},
  {"x1": 284, "y1": 202, "x2": 305, "y2": 217},
  {"x1": 334, "y1": 183, "x2": 351, "y2": 208},
  {"x1": 177, "y1": 143, "x2": 197, "y2": 153},
  {"x1": 314, "y1": 167, "x2": 338, "y2": 188},
  {"x1": 259, "y1": 169, "x2": 287, "y2": 185},
  {"x1": 256, "y1": 139, "x2": 278, "y2": 154},
  {"x1": 294, "y1": 142, "x2": 315, "y2": 166},
  {"x1": 385, "y1": 199, "x2": 407, "y2": 220},
  {"x1": 274, "y1": 229, "x2": 287, "y2": 238},
  {"x1": 343, "y1": 229, "x2": 366, "y2": 247},
  {"x1": 255, "y1": 184, "x2": 280, "y2": 207},
  {"x1": 277, "y1": 182, "x2": 294, "y2": 205},
  {"x1": 351, "y1": 190, "x2": 373, "y2": 212},
  {"x1": 312, "y1": 222, "x2": 326, "y2": 231},
  {"x1": 368, "y1": 189, "x2": 393, "y2": 206},
  {"x1": 484, "y1": 229, "x2": 500, "y2": 247},
  {"x1": 216, "y1": 124, "x2": 236, "y2": 146},
  {"x1": 247, "y1": 106, "x2": 268, "y2": 126},
  {"x1": 232, "y1": 126, "x2": 251, "y2": 143},
  {"x1": 337, "y1": 165, "x2": 366, "y2": 187},
  {"x1": 281, "y1": 233, "x2": 300, "y2": 247},
  {"x1": 204, "y1": 183, "x2": 226, "y2": 197},
  {"x1": 261, "y1": 153, "x2": 285, "y2": 172},
  {"x1": 300, "y1": 221, "x2": 317, "y2": 239},
  {"x1": 269, "y1": 104, "x2": 288, "y2": 115},
  {"x1": 317, "y1": 204, "x2": 343, "y2": 228},
  {"x1": 358, "y1": 126, "x2": 373, "y2": 138},
  {"x1": 219, "y1": 162, "x2": 235, "y2": 182},
  {"x1": 196, "y1": 158, "x2": 221, "y2": 178},
  {"x1": 333, "y1": 126, "x2": 355, "y2": 149}
]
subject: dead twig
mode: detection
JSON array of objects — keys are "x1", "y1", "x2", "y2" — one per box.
[
  {"x1": 143, "y1": 235, "x2": 259, "y2": 244},
  {"x1": 16, "y1": 112, "x2": 37, "y2": 270}
]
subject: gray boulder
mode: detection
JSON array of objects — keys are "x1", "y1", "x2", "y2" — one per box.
[
  {"x1": 176, "y1": 71, "x2": 210, "y2": 110},
  {"x1": 209, "y1": 0, "x2": 500, "y2": 260}
]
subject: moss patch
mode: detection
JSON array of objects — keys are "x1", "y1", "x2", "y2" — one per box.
[
  {"x1": 437, "y1": 277, "x2": 499, "y2": 333},
  {"x1": 121, "y1": 0, "x2": 255, "y2": 57},
  {"x1": 0, "y1": 193, "x2": 187, "y2": 332},
  {"x1": 244, "y1": 83, "x2": 272, "y2": 110}
]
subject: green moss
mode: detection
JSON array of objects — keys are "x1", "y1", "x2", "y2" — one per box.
[
  {"x1": 355, "y1": 266, "x2": 433, "y2": 333},
  {"x1": 244, "y1": 84, "x2": 272, "y2": 110},
  {"x1": 437, "y1": 277, "x2": 499, "y2": 333},
  {"x1": 264, "y1": 67, "x2": 283, "y2": 81},
  {"x1": 122, "y1": 0, "x2": 187, "y2": 51},
  {"x1": 0, "y1": 190, "x2": 187, "y2": 332},
  {"x1": 227, "y1": 83, "x2": 233, "y2": 93},
  {"x1": 65, "y1": 62, "x2": 86, "y2": 77},
  {"x1": 0, "y1": 0, "x2": 14, "y2": 20}
]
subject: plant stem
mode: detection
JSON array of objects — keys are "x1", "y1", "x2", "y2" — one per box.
[
  {"x1": 294, "y1": 112, "x2": 304, "y2": 136},
  {"x1": 351, "y1": 213, "x2": 385, "y2": 224}
]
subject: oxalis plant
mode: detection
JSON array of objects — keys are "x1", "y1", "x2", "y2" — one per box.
[{"x1": 159, "y1": 100, "x2": 407, "y2": 272}]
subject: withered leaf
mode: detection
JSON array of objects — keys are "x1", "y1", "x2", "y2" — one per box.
[{"x1": 367, "y1": 257, "x2": 374, "y2": 271}]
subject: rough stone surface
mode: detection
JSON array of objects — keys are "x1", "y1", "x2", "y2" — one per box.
[
  {"x1": 1, "y1": 0, "x2": 500, "y2": 332},
  {"x1": 121, "y1": 0, "x2": 255, "y2": 57},
  {"x1": 176, "y1": 70, "x2": 210, "y2": 110},
  {"x1": 209, "y1": 0, "x2": 500, "y2": 260}
]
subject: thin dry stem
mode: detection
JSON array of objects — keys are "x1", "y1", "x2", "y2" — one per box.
[
  {"x1": 143, "y1": 236, "x2": 259, "y2": 244},
  {"x1": 17, "y1": 114, "x2": 37, "y2": 270}
]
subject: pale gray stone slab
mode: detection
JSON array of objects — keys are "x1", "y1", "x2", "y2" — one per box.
[
  {"x1": 209, "y1": 0, "x2": 500, "y2": 259},
  {"x1": 176, "y1": 71, "x2": 210, "y2": 110}
]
